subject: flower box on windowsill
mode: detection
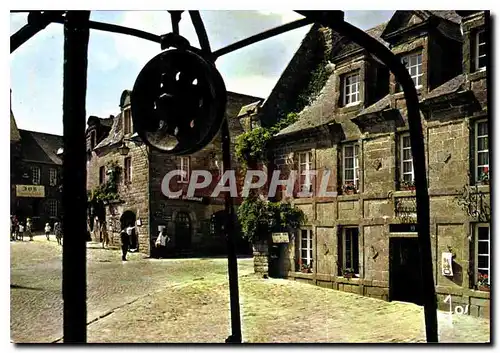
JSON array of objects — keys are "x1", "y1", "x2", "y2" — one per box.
[
  {"x1": 401, "y1": 185, "x2": 416, "y2": 191},
  {"x1": 301, "y1": 268, "x2": 313, "y2": 274},
  {"x1": 342, "y1": 183, "x2": 358, "y2": 195},
  {"x1": 477, "y1": 285, "x2": 490, "y2": 292}
]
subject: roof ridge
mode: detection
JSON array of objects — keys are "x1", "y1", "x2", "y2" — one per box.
[{"x1": 18, "y1": 129, "x2": 63, "y2": 137}]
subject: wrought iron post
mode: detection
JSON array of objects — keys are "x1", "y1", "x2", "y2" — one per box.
[
  {"x1": 221, "y1": 120, "x2": 243, "y2": 343},
  {"x1": 61, "y1": 11, "x2": 90, "y2": 343}
]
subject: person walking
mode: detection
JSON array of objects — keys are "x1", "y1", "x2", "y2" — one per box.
[
  {"x1": 154, "y1": 226, "x2": 171, "y2": 259},
  {"x1": 101, "y1": 220, "x2": 110, "y2": 249},
  {"x1": 54, "y1": 221, "x2": 63, "y2": 245},
  {"x1": 12, "y1": 216, "x2": 19, "y2": 241},
  {"x1": 18, "y1": 222, "x2": 25, "y2": 241},
  {"x1": 10, "y1": 216, "x2": 15, "y2": 241},
  {"x1": 120, "y1": 227, "x2": 130, "y2": 261},
  {"x1": 126, "y1": 223, "x2": 137, "y2": 252},
  {"x1": 26, "y1": 218, "x2": 33, "y2": 241},
  {"x1": 44, "y1": 223, "x2": 51, "y2": 241}
]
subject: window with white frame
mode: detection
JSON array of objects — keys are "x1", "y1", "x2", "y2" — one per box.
[
  {"x1": 474, "y1": 223, "x2": 490, "y2": 288},
  {"x1": 474, "y1": 119, "x2": 489, "y2": 184},
  {"x1": 298, "y1": 151, "x2": 313, "y2": 193},
  {"x1": 298, "y1": 229, "x2": 313, "y2": 271},
  {"x1": 49, "y1": 168, "x2": 58, "y2": 186},
  {"x1": 124, "y1": 157, "x2": 132, "y2": 184},
  {"x1": 123, "y1": 108, "x2": 132, "y2": 135},
  {"x1": 31, "y1": 166, "x2": 41, "y2": 185},
  {"x1": 48, "y1": 199, "x2": 58, "y2": 217},
  {"x1": 342, "y1": 71, "x2": 360, "y2": 106},
  {"x1": 401, "y1": 52, "x2": 423, "y2": 88},
  {"x1": 400, "y1": 133, "x2": 414, "y2": 186},
  {"x1": 180, "y1": 156, "x2": 190, "y2": 183},
  {"x1": 342, "y1": 144, "x2": 360, "y2": 192},
  {"x1": 475, "y1": 30, "x2": 486, "y2": 71},
  {"x1": 339, "y1": 227, "x2": 359, "y2": 276}
]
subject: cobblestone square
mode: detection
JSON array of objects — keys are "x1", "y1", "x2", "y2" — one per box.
[{"x1": 10, "y1": 237, "x2": 490, "y2": 343}]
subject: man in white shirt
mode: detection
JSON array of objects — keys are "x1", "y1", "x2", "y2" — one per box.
[
  {"x1": 155, "y1": 226, "x2": 171, "y2": 259},
  {"x1": 126, "y1": 224, "x2": 137, "y2": 252}
]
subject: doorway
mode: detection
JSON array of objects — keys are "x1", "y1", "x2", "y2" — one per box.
[
  {"x1": 389, "y1": 237, "x2": 423, "y2": 305},
  {"x1": 175, "y1": 212, "x2": 192, "y2": 250}
]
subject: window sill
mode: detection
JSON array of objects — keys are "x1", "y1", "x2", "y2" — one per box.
[
  {"x1": 336, "y1": 276, "x2": 360, "y2": 284},
  {"x1": 337, "y1": 193, "x2": 360, "y2": 201},
  {"x1": 393, "y1": 87, "x2": 423, "y2": 99},
  {"x1": 468, "y1": 69, "x2": 486, "y2": 81},
  {"x1": 393, "y1": 189, "x2": 418, "y2": 197},
  {"x1": 473, "y1": 183, "x2": 490, "y2": 192},
  {"x1": 293, "y1": 271, "x2": 314, "y2": 279},
  {"x1": 338, "y1": 102, "x2": 362, "y2": 113}
]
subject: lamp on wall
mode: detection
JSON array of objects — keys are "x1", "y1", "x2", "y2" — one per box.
[
  {"x1": 118, "y1": 142, "x2": 130, "y2": 156},
  {"x1": 122, "y1": 133, "x2": 149, "y2": 161}
]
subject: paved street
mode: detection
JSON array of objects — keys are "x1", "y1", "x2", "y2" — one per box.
[{"x1": 11, "y1": 236, "x2": 490, "y2": 343}]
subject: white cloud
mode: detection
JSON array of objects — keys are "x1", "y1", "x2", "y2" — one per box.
[
  {"x1": 109, "y1": 11, "x2": 200, "y2": 69},
  {"x1": 256, "y1": 10, "x2": 304, "y2": 24}
]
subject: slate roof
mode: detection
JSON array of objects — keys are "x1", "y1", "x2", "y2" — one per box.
[
  {"x1": 10, "y1": 110, "x2": 21, "y2": 142},
  {"x1": 276, "y1": 73, "x2": 336, "y2": 136},
  {"x1": 94, "y1": 91, "x2": 263, "y2": 150},
  {"x1": 277, "y1": 23, "x2": 390, "y2": 137},
  {"x1": 357, "y1": 95, "x2": 392, "y2": 117},
  {"x1": 422, "y1": 74, "x2": 467, "y2": 101},
  {"x1": 18, "y1": 129, "x2": 63, "y2": 165},
  {"x1": 237, "y1": 101, "x2": 261, "y2": 118},
  {"x1": 334, "y1": 22, "x2": 389, "y2": 59},
  {"x1": 427, "y1": 11, "x2": 462, "y2": 24},
  {"x1": 94, "y1": 112, "x2": 123, "y2": 150}
]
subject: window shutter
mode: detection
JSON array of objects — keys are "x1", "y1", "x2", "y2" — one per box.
[
  {"x1": 470, "y1": 32, "x2": 477, "y2": 73},
  {"x1": 353, "y1": 230, "x2": 360, "y2": 274},
  {"x1": 468, "y1": 225, "x2": 476, "y2": 289},
  {"x1": 469, "y1": 122, "x2": 475, "y2": 184},
  {"x1": 337, "y1": 227, "x2": 343, "y2": 276},
  {"x1": 337, "y1": 146, "x2": 343, "y2": 193},
  {"x1": 311, "y1": 148, "x2": 316, "y2": 193}
]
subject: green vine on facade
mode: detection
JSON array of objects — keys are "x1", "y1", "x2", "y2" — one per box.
[
  {"x1": 235, "y1": 58, "x2": 330, "y2": 170},
  {"x1": 88, "y1": 160, "x2": 122, "y2": 203},
  {"x1": 237, "y1": 196, "x2": 306, "y2": 242},
  {"x1": 235, "y1": 112, "x2": 299, "y2": 169},
  {"x1": 295, "y1": 59, "x2": 330, "y2": 113}
]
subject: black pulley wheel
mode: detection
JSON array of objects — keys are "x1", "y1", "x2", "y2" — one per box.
[{"x1": 131, "y1": 48, "x2": 227, "y2": 155}]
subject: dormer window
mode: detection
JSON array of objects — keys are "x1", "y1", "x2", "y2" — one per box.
[
  {"x1": 475, "y1": 29, "x2": 486, "y2": 71},
  {"x1": 123, "y1": 108, "x2": 132, "y2": 135},
  {"x1": 401, "y1": 52, "x2": 423, "y2": 89},
  {"x1": 342, "y1": 71, "x2": 360, "y2": 107}
]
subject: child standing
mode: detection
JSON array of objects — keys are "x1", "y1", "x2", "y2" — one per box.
[
  {"x1": 18, "y1": 222, "x2": 25, "y2": 241},
  {"x1": 45, "y1": 223, "x2": 51, "y2": 241},
  {"x1": 26, "y1": 218, "x2": 33, "y2": 241}
]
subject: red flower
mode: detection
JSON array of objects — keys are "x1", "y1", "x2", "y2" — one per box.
[{"x1": 483, "y1": 166, "x2": 489, "y2": 173}]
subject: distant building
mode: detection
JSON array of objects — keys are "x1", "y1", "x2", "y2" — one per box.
[
  {"x1": 10, "y1": 92, "x2": 63, "y2": 231},
  {"x1": 86, "y1": 89, "x2": 263, "y2": 256}
]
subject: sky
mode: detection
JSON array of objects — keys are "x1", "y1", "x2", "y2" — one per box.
[{"x1": 10, "y1": 10, "x2": 395, "y2": 136}]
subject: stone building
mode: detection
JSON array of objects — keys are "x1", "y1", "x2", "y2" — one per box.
[
  {"x1": 257, "y1": 11, "x2": 490, "y2": 317},
  {"x1": 10, "y1": 91, "x2": 64, "y2": 231},
  {"x1": 86, "y1": 89, "x2": 262, "y2": 255}
]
